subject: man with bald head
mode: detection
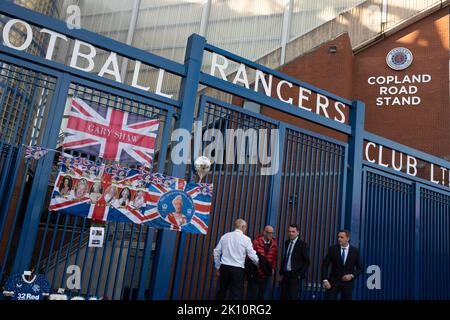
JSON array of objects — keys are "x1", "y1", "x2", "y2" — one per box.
[
  {"x1": 247, "y1": 225, "x2": 278, "y2": 300},
  {"x1": 214, "y1": 218, "x2": 259, "y2": 300}
]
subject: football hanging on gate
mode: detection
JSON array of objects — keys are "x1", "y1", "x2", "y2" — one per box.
[{"x1": 194, "y1": 156, "x2": 211, "y2": 181}]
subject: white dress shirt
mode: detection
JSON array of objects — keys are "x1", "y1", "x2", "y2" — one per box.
[
  {"x1": 213, "y1": 229, "x2": 259, "y2": 269},
  {"x1": 286, "y1": 236, "x2": 298, "y2": 271},
  {"x1": 341, "y1": 245, "x2": 349, "y2": 264}
]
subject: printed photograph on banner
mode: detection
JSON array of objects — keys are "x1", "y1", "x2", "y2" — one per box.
[
  {"x1": 48, "y1": 157, "x2": 213, "y2": 235},
  {"x1": 60, "y1": 96, "x2": 159, "y2": 166}
]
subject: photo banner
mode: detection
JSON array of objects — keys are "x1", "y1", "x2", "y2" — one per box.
[{"x1": 49, "y1": 157, "x2": 213, "y2": 235}]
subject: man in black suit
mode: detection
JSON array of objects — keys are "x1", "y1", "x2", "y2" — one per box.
[
  {"x1": 279, "y1": 224, "x2": 310, "y2": 300},
  {"x1": 321, "y1": 229, "x2": 363, "y2": 300}
]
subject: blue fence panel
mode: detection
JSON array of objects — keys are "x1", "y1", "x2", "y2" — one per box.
[
  {"x1": 171, "y1": 96, "x2": 279, "y2": 299},
  {"x1": 357, "y1": 168, "x2": 415, "y2": 300},
  {"x1": 0, "y1": 60, "x2": 57, "y2": 290},
  {"x1": 276, "y1": 126, "x2": 347, "y2": 300},
  {"x1": 419, "y1": 186, "x2": 450, "y2": 300}
]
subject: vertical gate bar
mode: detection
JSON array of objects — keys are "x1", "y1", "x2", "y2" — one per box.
[
  {"x1": 340, "y1": 144, "x2": 349, "y2": 228},
  {"x1": 396, "y1": 183, "x2": 402, "y2": 297},
  {"x1": 315, "y1": 142, "x2": 329, "y2": 298},
  {"x1": 79, "y1": 219, "x2": 92, "y2": 295},
  {"x1": 312, "y1": 139, "x2": 326, "y2": 297},
  {"x1": 236, "y1": 115, "x2": 249, "y2": 223},
  {"x1": 382, "y1": 176, "x2": 388, "y2": 299},
  {"x1": 387, "y1": 179, "x2": 393, "y2": 299},
  {"x1": 72, "y1": 217, "x2": 87, "y2": 295},
  {"x1": 247, "y1": 118, "x2": 262, "y2": 236},
  {"x1": 206, "y1": 108, "x2": 228, "y2": 299},
  {"x1": 294, "y1": 134, "x2": 306, "y2": 233},
  {"x1": 35, "y1": 212, "x2": 52, "y2": 273},
  {"x1": 281, "y1": 130, "x2": 294, "y2": 250},
  {"x1": 197, "y1": 104, "x2": 217, "y2": 299},
  {"x1": 390, "y1": 177, "x2": 395, "y2": 299},
  {"x1": 129, "y1": 225, "x2": 144, "y2": 300},
  {"x1": 120, "y1": 224, "x2": 136, "y2": 299},
  {"x1": 267, "y1": 123, "x2": 285, "y2": 229},
  {"x1": 330, "y1": 144, "x2": 341, "y2": 253},
  {"x1": 323, "y1": 145, "x2": 336, "y2": 264},
  {"x1": 251, "y1": 118, "x2": 265, "y2": 236},
  {"x1": 357, "y1": 169, "x2": 368, "y2": 299},
  {"x1": 11, "y1": 72, "x2": 69, "y2": 274},
  {"x1": 194, "y1": 115, "x2": 218, "y2": 299},
  {"x1": 94, "y1": 221, "x2": 113, "y2": 297},
  {"x1": 254, "y1": 118, "x2": 266, "y2": 236},
  {"x1": 291, "y1": 132, "x2": 301, "y2": 229},
  {"x1": 307, "y1": 138, "x2": 319, "y2": 297},
  {"x1": 346, "y1": 100, "x2": 365, "y2": 246},
  {"x1": 86, "y1": 247, "x2": 100, "y2": 296},
  {"x1": 45, "y1": 212, "x2": 61, "y2": 276},
  {"x1": 51, "y1": 213, "x2": 70, "y2": 289},
  {"x1": 136, "y1": 227, "x2": 154, "y2": 299},
  {"x1": 151, "y1": 34, "x2": 205, "y2": 300},
  {"x1": 187, "y1": 101, "x2": 214, "y2": 299},
  {"x1": 59, "y1": 216, "x2": 78, "y2": 289},
  {"x1": 229, "y1": 115, "x2": 244, "y2": 228},
  {"x1": 111, "y1": 223, "x2": 127, "y2": 299},
  {"x1": 304, "y1": 137, "x2": 317, "y2": 256}
]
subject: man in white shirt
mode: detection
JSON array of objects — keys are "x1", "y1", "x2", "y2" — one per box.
[{"x1": 213, "y1": 218, "x2": 259, "y2": 300}]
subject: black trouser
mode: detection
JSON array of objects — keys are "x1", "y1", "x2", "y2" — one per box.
[
  {"x1": 280, "y1": 271, "x2": 301, "y2": 300},
  {"x1": 217, "y1": 265, "x2": 245, "y2": 300},
  {"x1": 326, "y1": 280, "x2": 354, "y2": 300}
]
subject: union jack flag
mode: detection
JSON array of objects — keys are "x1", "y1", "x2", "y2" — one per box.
[
  {"x1": 61, "y1": 97, "x2": 159, "y2": 166},
  {"x1": 24, "y1": 146, "x2": 50, "y2": 160},
  {"x1": 49, "y1": 162, "x2": 213, "y2": 235}
]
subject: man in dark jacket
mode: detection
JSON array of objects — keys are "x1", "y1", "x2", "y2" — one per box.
[
  {"x1": 247, "y1": 225, "x2": 278, "y2": 300},
  {"x1": 321, "y1": 229, "x2": 363, "y2": 300},
  {"x1": 279, "y1": 224, "x2": 310, "y2": 300}
]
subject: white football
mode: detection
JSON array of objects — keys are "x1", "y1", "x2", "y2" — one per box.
[{"x1": 194, "y1": 156, "x2": 211, "y2": 178}]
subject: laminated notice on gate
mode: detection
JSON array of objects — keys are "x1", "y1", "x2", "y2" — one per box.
[{"x1": 89, "y1": 227, "x2": 105, "y2": 248}]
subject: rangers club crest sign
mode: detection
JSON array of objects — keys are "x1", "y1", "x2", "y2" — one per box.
[{"x1": 386, "y1": 47, "x2": 413, "y2": 71}]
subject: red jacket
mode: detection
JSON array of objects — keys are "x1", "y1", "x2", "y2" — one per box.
[{"x1": 253, "y1": 235, "x2": 278, "y2": 277}]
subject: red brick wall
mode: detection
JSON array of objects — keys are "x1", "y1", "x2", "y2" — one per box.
[
  {"x1": 354, "y1": 8, "x2": 449, "y2": 159},
  {"x1": 260, "y1": 7, "x2": 449, "y2": 159}
]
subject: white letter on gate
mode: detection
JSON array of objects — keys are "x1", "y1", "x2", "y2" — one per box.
[
  {"x1": 255, "y1": 70, "x2": 272, "y2": 97},
  {"x1": 210, "y1": 53, "x2": 228, "y2": 81},
  {"x1": 155, "y1": 69, "x2": 173, "y2": 99},
  {"x1": 40, "y1": 29, "x2": 68, "y2": 60},
  {"x1": 131, "y1": 60, "x2": 150, "y2": 91},
  {"x1": 276, "y1": 80, "x2": 293, "y2": 104},
  {"x1": 232, "y1": 64, "x2": 250, "y2": 89},
  {"x1": 70, "y1": 40, "x2": 96, "y2": 72},
  {"x1": 406, "y1": 155, "x2": 418, "y2": 177},
  {"x1": 365, "y1": 142, "x2": 376, "y2": 163},
  {"x1": 3, "y1": 19, "x2": 33, "y2": 51},
  {"x1": 98, "y1": 52, "x2": 122, "y2": 82}
]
